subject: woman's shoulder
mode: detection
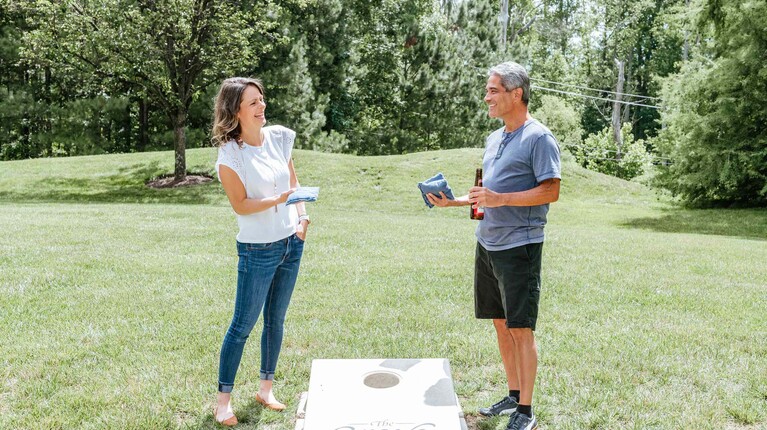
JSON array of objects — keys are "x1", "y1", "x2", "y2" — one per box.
[
  {"x1": 264, "y1": 125, "x2": 296, "y2": 149},
  {"x1": 264, "y1": 124, "x2": 293, "y2": 133},
  {"x1": 264, "y1": 124, "x2": 295, "y2": 137},
  {"x1": 219, "y1": 140, "x2": 240, "y2": 151},
  {"x1": 217, "y1": 140, "x2": 242, "y2": 158}
]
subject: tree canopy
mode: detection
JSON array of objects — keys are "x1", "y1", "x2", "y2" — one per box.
[
  {"x1": 653, "y1": 0, "x2": 767, "y2": 207},
  {"x1": 21, "y1": 0, "x2": 286, "y2": 179},
  {"x1": 1, "y1": 0, "x2": 764, "y2": 206}
]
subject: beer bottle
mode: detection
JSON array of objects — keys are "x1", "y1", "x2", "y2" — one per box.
[{"x1": 470, "y1": 168, "x2": 484, "y2": 220}]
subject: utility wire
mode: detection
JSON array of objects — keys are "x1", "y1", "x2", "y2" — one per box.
[
  {"x1": 531, "y1": 85, "x2": 662, "y2": 109},
  {"x1": 473, "y1": 64, "x2": 662, "y2": 106},
  {"x1": 570, "y1": 152, "x2": 674, "y2": 163},
  {"x1": 563, "y1": 142, "x2": 673, "y2": 161},
  {"x1": 567, "y1": 150, "x2": 674, "y2": 163},
  {"x1": 573, "y1": 154, "x2": 673, "y2": 164},
  {"x1": 565, "y1": 142, "x2": 660, "y2": 156},
  {"x1": 531, "y1": 77, "x2": 662, "y2": 101}
]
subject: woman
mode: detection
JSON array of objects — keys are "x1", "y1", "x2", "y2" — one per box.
[{"x1": 211, "y1": 77, "x2": 310, "y2": 426}]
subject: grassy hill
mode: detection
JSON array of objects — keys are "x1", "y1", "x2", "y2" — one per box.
[{"x1": 1, "y1": 148, "x2": 765, "y2": 429}]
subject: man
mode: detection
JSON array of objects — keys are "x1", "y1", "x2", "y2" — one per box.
[{"x1": 427, "y1": 61, "x2": 561, "y2": 430}]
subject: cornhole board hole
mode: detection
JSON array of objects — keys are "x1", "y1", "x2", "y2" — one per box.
[{"x1": 295, "y1": 358, "x2": 467, "y2": 430}]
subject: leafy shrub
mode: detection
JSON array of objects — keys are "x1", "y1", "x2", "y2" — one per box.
[
  {"x1": 532, "y1": 94, "x2": 584, "y2": 157},
  {"x1": 573, "y1": 123, "x2": 651, "y2": 180}
]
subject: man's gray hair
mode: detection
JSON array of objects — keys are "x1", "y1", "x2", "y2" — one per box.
[{"x1": 488, "y1": 62, "x2": 530, "y2": 105}]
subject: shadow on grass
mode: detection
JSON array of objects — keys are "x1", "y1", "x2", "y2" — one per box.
[
  {"x1": 622, "y1": 207, "x2": 767, "y2": 241},
  {"x1": 0, "y1": 161, "x2": 224, "y2": 205}
]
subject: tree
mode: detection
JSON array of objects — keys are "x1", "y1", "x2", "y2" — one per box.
[
  {"x1": 345, "y1": 0, "x2": 433, "y2": 154},
  {"x1": 254, "y1": 0, "x2": 359, "y2": 149},
  {"x1": 498, "y1": 0, "x2": 539, "y2": 52},
  {"x1": 532, "y1": 94, "x2": 584, "y2": 154},
  {"x1": 0, "y1": 0, "x2": 48, "y2": 160},
  {"x1": 653, "y1": 0, "x2": 767, "y2": 207},
  {"x1": 340, "y1": 0, "x2": 502, "y2": 155},
  {"x1": 264, "y1": 35, "x2": 330, "y2": 148},
  {"x1": 22, "y1": 0, "x2": 283, "y2": 180},
  {"x1": 555, "y1": 0, "x2": 682, "y2": 142}
]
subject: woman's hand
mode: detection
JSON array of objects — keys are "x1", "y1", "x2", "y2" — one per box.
[
  {"x1": 275, "y1": 188, "x2": 296, "y2": 205},
  {"x1": 220, "y1": 166, "x2": 297, "y2": 215},
  {"x1": 296, "y1": 219, "x2": 309, "y2": 241}
]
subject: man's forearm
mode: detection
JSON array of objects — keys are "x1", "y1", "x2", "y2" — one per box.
[
  {"x1": 453, "y1": 195, "x2": 473, "y2": 207},
  {"x1": 499, "y1": 179, "x2": 560, "y2": 207}
]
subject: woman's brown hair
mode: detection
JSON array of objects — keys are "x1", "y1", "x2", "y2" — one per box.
[{"x1": 211, "y1": 77, "x2": 265, "y2": 147}]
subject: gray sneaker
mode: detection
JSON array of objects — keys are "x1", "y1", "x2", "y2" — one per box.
[
  {"x1": 478, "y1": 396, "x2": 518, "y2": 416},
  {"x1": 506, "y1": 412, "x2": 537, "y2": 430}
]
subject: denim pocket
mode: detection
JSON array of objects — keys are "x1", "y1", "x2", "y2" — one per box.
[
  {"x1": 237, "y1": 250, "x2": 248, "y2": 273},
  {"x1": 247, "y1": 241, "x2": 275, "y2": 251}
]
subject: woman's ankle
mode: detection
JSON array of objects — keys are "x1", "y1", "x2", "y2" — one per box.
[
  {"x1": 217, "y1": 392, "x2": 232, "y2": 406},
  {"x1": 258, "y1": 380, "x2": 274, "y2": 397}
]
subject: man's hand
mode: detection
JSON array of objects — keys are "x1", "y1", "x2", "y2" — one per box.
[
  {"x1": 426, "y1": 192, "x2": 455, "y2": 208},
  {"x1": 468, "y1": 186, "x2": 503, "y2": 208}
]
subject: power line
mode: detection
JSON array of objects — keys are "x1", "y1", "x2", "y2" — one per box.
[
  {"x1": 531, "y1": 77, "x2": 662, "y2": 101},
  {"x1": 531, "y1": 85, "x2": 662, "y2": 109},
  {"x1": 566, "y1": 151, "x2": 673, "y2": 163},
  {"x1": 563, "y1": 142, "x2": 669, "y2": 157},
  {"x1": 473, "y1": 64, "x2": 662, "y2": 105},
  {"x1": 563, "y1": 143, "x2": 672, "y2": 161},
  {"x1": 572, "y1": 154, "x2": 674, "y2": 164},
  {"x1": 567, "y1": 150, "x2": 673, "y2": 163}
]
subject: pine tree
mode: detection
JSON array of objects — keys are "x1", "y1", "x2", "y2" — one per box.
[{"x1": 654, "y1": 0, "x2": 767, "y2": 207}]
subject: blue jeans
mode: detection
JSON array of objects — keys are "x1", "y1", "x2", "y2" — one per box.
[{"x1": 218, "y1": 234, "x2": 304, "y2": 393}]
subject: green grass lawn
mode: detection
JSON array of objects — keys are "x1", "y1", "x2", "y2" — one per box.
[{"x1": 1, "y1": 148, "x2": 766, "y2": 429}]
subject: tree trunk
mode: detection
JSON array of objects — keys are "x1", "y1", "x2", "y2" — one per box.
[
  {"x1": 173, "y1": 110, "x2": 187, "y2": 180},
  {"x1": 500, "y1": 0, "x2": 509, "y2": 51},
  {"x1": 138, "y1": 97, "x2": 149, "y2": 151},
  {"x1": 559, "y1": 0, "x2": 568, "y2": 54},
  {"x1": 22, "y1": 70, "x2": 31, "y2": 157},
  {"x1": 44, "y1": 67, "x2": 53, "y2": 154},
  {"x1": 125, "y1": 101, "x2": 132, "y2": 151},
  {"x1": 621, "y1": 56, "x2": 632, "y2": 125},
  {"x1": 682, "y1": 0, "x2": 690, "y2": 61},
  {"x1": 612, "y1": 58, "x2": 625, "y2": 161},
  {"x1": 441, "y1": 0, "x2": 453, "y2": 15}
]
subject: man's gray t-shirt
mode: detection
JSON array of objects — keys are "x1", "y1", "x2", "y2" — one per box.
[{"x1": 476, "y1": 119, "x2": 561, "y2": 251}]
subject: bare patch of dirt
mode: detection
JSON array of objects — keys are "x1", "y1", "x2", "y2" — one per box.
[
  {"x1": 465, "y1": 414, "x2": 482, "y2": 429},
  {"x1": 146, "y1": 174, "x2": 213, "y2": 189}
]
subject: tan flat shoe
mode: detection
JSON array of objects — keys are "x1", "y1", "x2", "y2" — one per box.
[
  {"x1": 213, "y1": 405, "x2": 238, "y2": 427},
  {"x1": 255, "y1": 392, "x2": 286, "y2": 411}
]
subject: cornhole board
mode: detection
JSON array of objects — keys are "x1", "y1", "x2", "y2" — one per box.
[{"x1": 295, "y1": 358, "x2": 467, "y2": 430}]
